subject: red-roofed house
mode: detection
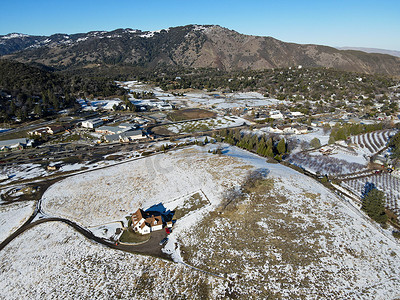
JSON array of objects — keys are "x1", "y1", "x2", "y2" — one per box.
[{"x1": 132, "y1": 209, "x2": 163, "y2": 235}]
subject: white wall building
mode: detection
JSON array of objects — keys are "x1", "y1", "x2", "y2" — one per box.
[{"x1": 81, "y1": 118, "x2": 104, "y2": 129}]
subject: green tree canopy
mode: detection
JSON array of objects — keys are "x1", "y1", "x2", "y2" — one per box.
[
  {"x1": 310, "y1": 137, "x2": 321, "y2": 149},
  {"x1": 361, "y1": 186, "x2": 387, "y2": 224},
  {"x1": 277, "y1": 138, "x2": 286, "y2": 154}
]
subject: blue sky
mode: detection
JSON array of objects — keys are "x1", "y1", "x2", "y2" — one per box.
[{"x1": 1, "y1": 0, "x2": 399, "y2": 50}]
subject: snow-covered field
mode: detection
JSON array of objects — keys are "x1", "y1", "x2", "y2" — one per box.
[
  {"x1": 284, "y1": 129, "x2": 396, "y2": 176},
  {"x1": 0, "y1": 162, "x2": 91, "y2": 186},
  {"x1": 0, "y1": 222, "x2": 215, "y2": 299},
  {"x1": 41, "y1": 146, "x2": 253, "y2": 227},
  {"x1": 185, "y1": 91, "x2": 285, "y2": 109},
  {"x1": 291, "y1": 127, "x2": 331, "y2": 146},
  {"x1": 118, "y1": 80, "x2": 286, "y2": 109},
  {"x1": 349, "y1": 130, "x2": 395, "y2": 157},
  {"x1": 0, "y1": 163, "x2": 48, "y2": 186},
  {"x1": 176, "y1": 148, "x2": 400, "y2": 298},
  {"x1": 1, "y1": 145, "x2": 400, "y2": 298},
  {"x1": 87, "y1": 221, "x2": 123, "y2": 241},
  {"x1": 0, "y1": 201, "x2": 35, "y2": 243},
  {"x1": 165, "y1": 116, "x2": 249, "y2": 134}
]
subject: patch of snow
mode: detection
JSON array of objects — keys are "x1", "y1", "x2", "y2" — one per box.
[
  {"x1": 88, "y1": 221, "x2": 123, "y2": 241},
  {"x1": 0, "y1": 222, "x2": 214, "y2": 298},
  {"x1": 76, "y1": 37, "x2": 88, "y2": 42},
  {"x1": 0, "y1": 201, "x2": 35, "y2": 243},
  {"x1": 1, "y1": 33, "x2": 29, "y2": 39}
]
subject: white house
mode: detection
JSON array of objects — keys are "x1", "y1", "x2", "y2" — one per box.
[
  {"x1": 46, "y1": 125, "x2": 65, "y2": 135},
  {"x1": 157, "y1": 103, "x2": 173, "y2": 110},
  {"x1": 132, "y1": 209, "x2": 163, "y2": 235},
  {"x1": 288, "y1": 111, "x2": 304, "y2": 118},
  {"x1": 269, "y1": 110, "x2": 284, "y2": 119},
  {"x1": 81, "y1": 118, "x2": 104, "y2": 129}
]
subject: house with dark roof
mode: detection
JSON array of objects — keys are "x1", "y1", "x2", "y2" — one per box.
[{"x1": 46, "y1": 125, "x2": 65, "y2": 135}]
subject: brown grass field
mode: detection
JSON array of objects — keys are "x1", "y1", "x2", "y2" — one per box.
[{"x1": 167, "y1": 108, "x2": 216, "y2": 122}]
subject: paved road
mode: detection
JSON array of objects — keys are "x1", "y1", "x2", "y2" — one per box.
[{"x1": 0, "y1": 216, "x2": 171, "y2": 261}]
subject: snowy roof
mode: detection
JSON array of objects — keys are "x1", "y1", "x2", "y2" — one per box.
[
  {"x1": 120, "y1": 129, "x2": 143, "y2": 138},
  {"x1": 0, "y1": 138, "x2": 30, "y2": 148},
  {"x1": 83, "y1": 118, "x2": 103, "y2": 124}
]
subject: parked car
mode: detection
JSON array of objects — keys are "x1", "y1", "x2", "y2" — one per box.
[{"x1": 159, "y1": 238, "x2": 168, "y2": 246}]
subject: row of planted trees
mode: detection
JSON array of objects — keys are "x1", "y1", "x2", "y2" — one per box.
[
  {"x1": 213, "y1": 128, "x2": 288, "y2": 160},
  {"x1": 328, "y1": 122, "x2": 390, "y2": 143}
]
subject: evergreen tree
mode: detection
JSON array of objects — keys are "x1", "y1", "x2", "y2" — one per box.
[
  {"x1": 265, "y1": 145, "x2": 274, "y2": 157},
  {"x1": 361, "y1": 183, "x2": 387, "y2": 224},
  {"x1": 310, "y1": 137, "x2": 321, "y2": 149},
  {"x1": 277, "y1": 138, "x2": 286, "y2": 154}
]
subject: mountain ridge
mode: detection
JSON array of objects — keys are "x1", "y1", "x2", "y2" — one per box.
[{"x1": 1, "y1": 25, "x2": 400, "y2": 76}]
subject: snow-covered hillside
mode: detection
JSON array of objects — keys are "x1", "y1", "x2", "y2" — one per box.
[
  {"x1": 0, "y1": 222, "x2": 214, "y2": 299},
  {"x1": 41, "y1": 146, "x2": 253, "y2": 226},
  {"x1": 2, "y1": 145, "x2": 400, "y2": 298}
]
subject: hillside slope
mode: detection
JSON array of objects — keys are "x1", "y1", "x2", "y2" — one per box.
[{"x1": 1, "y1": 25, "x2": 400, "y2": 75}]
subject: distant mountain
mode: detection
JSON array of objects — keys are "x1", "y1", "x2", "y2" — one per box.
[
  {"x1": 337, "y1": 47, "x2": 400, "y2": 58},
  {"x1": 1, "y1": 25, "x2": 400, "y2": 76}
]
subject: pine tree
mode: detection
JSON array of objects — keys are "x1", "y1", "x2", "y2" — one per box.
[
  {"x1": 310, "y1": 137, "x2": 321, "y2": 149},
  {"x1": 266, "y1": 145, "x2": 274, "y2": 157},
  {"x1": 277, "y1": 138, "x2": 286, "y2": 154},
  {"x1": 361, "y1": 184, "x2": 387, "y2": 224}
]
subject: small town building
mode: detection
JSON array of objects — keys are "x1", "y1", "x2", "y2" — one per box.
[
  {"x1": 28, "y1": 128, "x2": 48, "y2": 136},
  {"x1": 96, "y1": 124, "x2": 137, "y2": 135},
  {"x1": 269, "y1": 110, "x2": 284, "y2": 119},
  {"x1": 81, "y1": 118, "x2": 104, "y2": 129},
  {"x1": 46, "y1": 125, "x2": 65, "y2": 135},
  {"x1": 288, "y1": 111, "x2": 304, "y2": 118},
  {"x1": 0, "y1": 138, "x2": 33, "y2": 151},
  {"x1": 103, "y1": 129, "x2": 146, "y2": 143}
]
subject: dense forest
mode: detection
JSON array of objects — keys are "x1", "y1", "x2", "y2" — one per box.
[
  {"x1": 149, "y1": 67, "x2": 397, "y2": 98},
  {"x1": 59, "y1": 64, "x2": 399, "y2": 104},
  {"x1": 0, "y1": 59, "x2": 126, "y2": 123}
]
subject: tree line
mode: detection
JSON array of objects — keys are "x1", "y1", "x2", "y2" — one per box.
[
  {"x1": 328, "y1": 122, "x2": 391, "y2": 143},
  {"x1": 213, "y1": 128, "x2": 288, "y2": 161}
]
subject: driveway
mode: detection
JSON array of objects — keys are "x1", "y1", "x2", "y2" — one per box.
[{"x1": 117, "y1": 229, "x2": 170, "y2": 260}]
